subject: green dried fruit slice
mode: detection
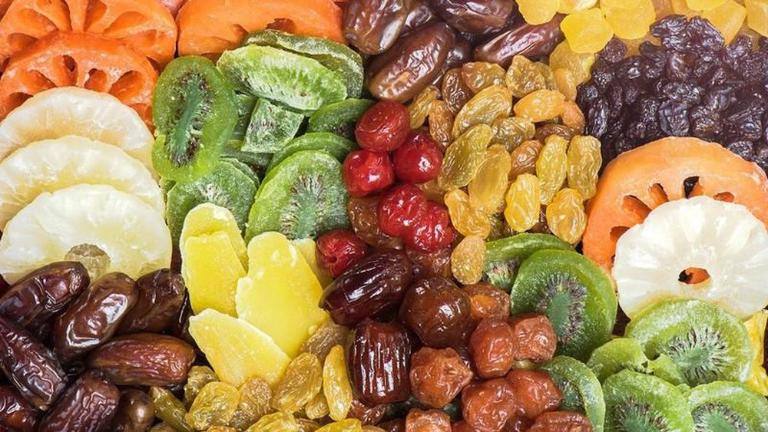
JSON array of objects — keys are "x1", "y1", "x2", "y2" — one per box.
[
  {"x1": 510, "y1": 249, "x2": 616, "y2": 360},
  {"x1": 217, "y1": 45, "x2": 347, "y2": 113},
  {"x1": 307, "y1": 99, "x2": 374, "y2": 139},
  {"x1": 541, "y1": 356, "x2": 606, "y2": 432},
  {"x1": 153, "y1": 56, "x2": 237, "y2": 182},
  {"x1": 231, "y1": 93, "x2": 258, "y2": 142},
  {"x1": 603, "y1": 370, "x2": 694, "y2": 431},
  {"x1": 242, "y1": 99, "x2": 304, "y2": 154},
  {"x1": 221, "y1": 158, "x2": 260, "y2": 186},
  {"x1": 625, "y1": 299, "x2": 752, "y2": 387},
  {"x1": 266, "y1": 132, "x2": 357, "y2": 173},
  {"x1": 221, "y1": 150, "x2": 272, "y2": 176},
  {"x1": 587, "y1": 338, "x2": 650, "y2": 383},
  {"x1": 167, "y1": 160, "x2": 258, "y2": 244},
  {"x1": 483, "y1": 233, "x2": 573, "y2": 291},
  {"x1": 688, "y1": 381, "x2": 768, "y2": 431},
  {"x1": 246, "y1": 150, "x2": 349, "y2": 241},
  {"x1": 244, "y1": 29, "x2": 364, "y2": 98}
]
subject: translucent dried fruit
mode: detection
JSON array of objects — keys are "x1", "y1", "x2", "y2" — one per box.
[
  {"x1": 444, "y1": 189, "x2": 492, "y2": 238},
  {"x1": 185, "y1": 382, "x2": 239, "y2": 430},
  {"x1": 305, "y1": 392, "x2": 329, "y2": 419},
  {"x1": 549, "y1": 42, "x2": 595, "y2": 86},
  {"x1": 301, "y1": 321, "x2": 350, "y2": 362},
  {"x1": 229, "y1": 377, "x2": 272, "y2": 430},
  {"x1": 535, "y1": 135, "x2": 568, "y2": 205},
  {"x1": 504, "y1": 174, "x2": 542, "y2": 233},
  {"x1": 566, "y1": 135, "x2": 602, "y2": 200},
  {"x1": 150, "y1": 387, "x2": 193, "y2": 432},
  {"x1": 559, "y1": 0, "x2": 598, "y2": 13},
  {"x1": 468, "y1": 145, "x2": 512, "y2": 214},
  {"x1": 747, "y1": 0, "x2": 768, "y2": 37},
  {"x1": 491, "y1": 117, "x2": 535, "y2": 151},
  {"x1": 428, "y1": 100, "x2": 454, "y2": 149},
  {"x1": 441, "y1": 68, "x2": 473, "y2": 115},
  {"x1": 408, "y1": 86, "x2": 440, "y2": 129},
  {"x1": 452, "y1": 86, "x2": 512, "y2": 138},
  {"x1": 553, "y1": 68, "x2": 578, "y2": 102},
  {"x1": 315, "y1": 419, "x2": 363, "y2": 432},
  {"x1": 64, "y1": 244, "x2": 110, "y2": 281},
  {"x1": 517, "y1": 0, "x2": 559, "y2": 24},
  {"x1": 561, "y1": 101, "x2": 585, "y2": 132},
  {"x1": 510, "y1": 140, "x2": 543, "y2": 180},
  {"x1": 546, "y1": 188, "x2": 587, "y2": 244},
  {"x1": 298, "y1": 418, "x2": 322, "y2": 432},
  {"x1": 451, "y1": 236, "x2": 487, "y2": 285},
  {"x1": 560, "y1": 8, "x2": 614, "y2": 54},
  {"x1": 686, "y1": 0, "x2": 726, "y2": 10},
  {"x1": 701, "y1": 0, "x2": 746, "y2": 44},
  {"x1": 323, "y1": 345, "x2": 354, "y2": 421},
  {"x1": 505, "y1": 56, "x2": 549, "y2": 99},
  {"x1": 461, "y1": 62, "x2": 505, "y2": 93},
  {"x1": 602, "y1": 0, "x2": 656, "y2": 40},
  {"x1": 271, "y1": 353, "x2": 323, "y2": 413},
  {"x1": 513, "y1": 90, "x2": 565, "y2": 123},
  {"x1": 246, "y1": 412, "x2": 298, "y2": 432},
  {"x1": 184, "y1": 366, "x2": 218, "y2": 406},
  {"x1": 439, "y1": 124, "x2": 494, "y2": 190}
]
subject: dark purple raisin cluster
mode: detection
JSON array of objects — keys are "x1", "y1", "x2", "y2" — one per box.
[{"x1": 577, "y1": 15, "x2": 768, "y2": 172}]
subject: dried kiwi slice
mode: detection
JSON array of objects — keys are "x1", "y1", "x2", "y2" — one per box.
[
  {"x1": 152, "y1": 56, "x2": 237, "y2": 182},
  {"x1": 603, "y1": 370, "x2": 694, "y2": 432},
  {"x1": 244, "y1": 29, "x2": 364, "y2": 98},
  {"x1": 688, "y1": 381, "x2": 768, "y2": 431},
  {"x1": 625, "y1": 299, "x2": 752, "y2": 386},
  {"x1": 510, "y1": 249, "x2": 616, "y2": 359},
  {"x1": 221, "y1": 158, "x2": 260, "y2": 186},
  {"x1": 242, "y1": 98, "x2": 304, "y2": 154},
  {"x1": 483, "y1": 233, "x2": 573, "y2": 291},
  {"x1": 166, "y1": 160, "x2": 258, "y2": 244},
  {"x1": 588, "y1": 338, "x2": 687, "y2": 385},
  {"x1": 230, "y1": 93, "x2": 258, "y2": 142},
  {"x1": 266, "y1": 132, "x2": 357, "y2": 173},
  {"x1": 307, "y1": 99, "x2": 374, "y2": 139},
  {"x1": 540, "y1": 356, "x2": 605, "y2": 432},
  {"x1": 246, "y1": 150, "x2": 349, "y2": 241},
  {"x1": 217, "y1": 45, "x2": 347, "y2": 113}
]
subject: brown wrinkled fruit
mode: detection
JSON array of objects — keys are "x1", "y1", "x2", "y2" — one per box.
[
  {"x1": 527, "y1": 411, "x2": 593, "y2": 432},
  {"x1": 118, "y1": 269, "x2": 186, "y2": 335},
  {"x1": 52, "y1": 273, "x2": 138, "y2": 363},
  {"x1": 469, "y1": 318, "x2": 516, "y2": 378},
  {"x1": 348, "y1": 197, "x2": 404, "y2": 250},
  {"x1": 111, "y1": 389, "x2": 155, "y2": 432},
  {"x1": 348, "y1": 399, "x2": 387, "y2": 425},
  {"x1": 87, "y1": 333, "x2": 195, "y2": 386},
  {"x1": 403, "y1": 0, "x2": 438, "y2": 35},
  {"x1": 405, "y1": 408, "x2": 451, "y2": 432},
  {"x1": 429, "y1": 0, "x2": 515, "y2": 34},
  {"x1": 461, "y1": 379, "x2": 517, "y2": 432},
  {"x1": 406, "y1": 248, "x2": 451, "y2": 280},
  {"x1": 508, "y1": 314, "x2": 557, "y2": 363},
  {"x1": 38, "y1": 370, "x2": 119, "y2": 432},
  {"x1": 464, "y1": 283, "x2": 511, "y2": 322},
  {"x1": 344, "y1": 0, "x2": 409, "y2": 55},
  {"x1": 399, "y1": 277, "x2": 472, "y2": 348},
  {"x1": 409, "y1": 347, "x2": 473, "y2": 408},
  {"x1": 474, "y1": 16, "x2": 564, "y2": 67},
  {"x1": 506, "y1": 369, "x2": 562, "y2": 419},
  {"x1": 504, "y1": 416, "x2": 535, "y2": 432},
  {"x1": 379, "y1": 419, "x2": 406, "y2": 432},
  {"x1": 349, "y1": 320, "x2": 412, "y2": 405},
  {"x1": 0, "y1": 385, "x2": 38, "y2": 432}
]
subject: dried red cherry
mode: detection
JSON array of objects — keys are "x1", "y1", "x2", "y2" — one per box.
[
  {"x1": 399, "y1": 277, "x2": 472, "y2": 348},
  {"x1": 348, "y1": 196, "x2": 404, "y2": 250},
  {"x1": 469, "y1": 318, "x2": 516, "y2": 379},
  {"x1": 316, "y1": 229, "x2": 370, "y2": 278},
  {"x1": 461, "y1": 378, "x2": 517, "y2": 432},
  {"x1": 393, "y1": 132, "x2": 443, "y2": 184},
  {"x1": 464, "y1": 283, "x2": 511, "y2": 322},
  {"x1": 505, "y1": 369, "x2": 562, "y2": 419},
  {"x1": 343, "y1": 150, "x2": 396, "y2": 197},
  {"x1": 410, "y1": 347, "x2": 473, "y2": 408},
  {"x1": 378, "y1": 184, "x2": 428, "y2": 237},
  {"x1": 356, "y1": 101, "x2": 411, "y2": 152},
  {"x1": 508, "y1": 314, "x2": 557, "y2": 363},
  {"x1": 403, "y1": 202, "x2": 456, "y2": 253}
]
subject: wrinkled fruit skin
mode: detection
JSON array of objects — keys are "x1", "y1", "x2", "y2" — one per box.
[
  {"x1": 469, "y1": 318, "x2": 516, "y2": 379},
  {"x1": 348, "y1": 196, "x2": 404, "y2": 250},
  {"x1": 506, "y1": 369, "x2": 562, "y2": 419},
  {"x1": 404, "y1": 408, "x2": 451, "y2": 432},
  {"x1": 356, "y1": 101, "x2": 412, "y2": 152},
  {"x1": 508, "y1": 314, "x2": 557, "y2": 363},
  {"x1": 474, "y1": 16, "x2": 564, "y2": 67},
  {"x1": 409, "y1": 347, "x2": 473, "y2": 408},
  {"x1": 87, "y1": 333, "x2": 195, "y2": 386},
  {"x1": 399, "y1": 277, "x2": 472, "y2": 348},
  {"x1": 429, "y1": 0, "x2": 514, "y2": 34},
  {"x1": 317, "y1": 230, "x2": 370, "y2": 278},
  {"x1": 527, "y1": 411, "x2": 593, "y2": 432},
  {"x1": 349, "y1": 320, "x2": 412, "y2": 405},
  {"x1": 406, "y1": 248, "x2": 451, "y2": 279},
  {"x1": 393, "y1": 132, "x2": 443, "y2": 184},
  {"x1": 344, "y1": 0, "x2": 409, "y2": 55},
  {"x1": 38, "y1": 370, "x2": 119, "y2": 432},
  {"x1": 111, "y1": 389, "x2": 155, "y2": 432},
  {"x1": 461, "y1": 378, "x2": 517, "y2": 432},
  {"x1": 322, "y1": 251, "x2": 413, "y2": 326},
  {"x1": 0, "y1": 385, "x2": 38, "y2": 432},
  {"x1": 403, "y1": 202, "x2": 456, "y2": 253},
  {"x1": 378, "y1": 184, "x2": 428, "y2": 238},
  {"x1": 347, "y1": 399, "x2": 387, "y2": 425},
  {"x1": 343, "y1": 150, "x2": 396, "y2": 197},
  {"x1": 464, "y1": 283, "x2": 511, "y2": 322},
  {"x1": 0, "y1": 262, "x2": 89, "y2": 330},
  {"x1": 52, "y1": 273, "x2": 138, "y2": 363},
  {"x1": 118, "y1": 269, "x2": 186, "y2": 335},
  {"x1": 0, "y1": 316, "x2": 66, "y2": 411}
]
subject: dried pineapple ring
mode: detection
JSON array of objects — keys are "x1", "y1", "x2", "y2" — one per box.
[{"x1": 614, "y1": 196, "x2": 768, "y2": 320}]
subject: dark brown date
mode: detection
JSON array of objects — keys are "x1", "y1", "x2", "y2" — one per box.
[
  {"x1": 0, "y1": 386, "x2": 38, "y2": 432},
  {"x1": 429, "y1": 0, "x2": 514, "y2": 34},
  {"x1": 53, "y1": 273, "x2": 138, "y2": 363},
  {"x1": 349, "y1": 320, "x2": 412, "y2": 405},
  {"x1": 402, "y1": 0, "x2": 438, "y2": 35},
  {"x1": 348, "y1": 399, "x2": 387, "y2": 425},
  {"x1": 405, "y1": 408, "x2": 451, "y2": 432},
  {"x1": 111, "y1": 389, "x2": 155, "y2": 432},
  {"x1": 0, "y1": 316, "x2": 66, "y2": 411},
  {"x1": 474, "y1": 16, "x2": 564, "y2": 67},
  {"x1": 87, "y1": 333, "x2": 195, "y2": 386},
  {"x1": 0, "y1": 262, "x2": 89, "y2": 329},
  {"x1": 368, "y1": 22, "x2": 457, "y2": 102},
  {"x1": 506, "y1": 369, "x2": 562, "y2": 419},
  {"x1": 527, "y1": 411, "x2": 593, "y2": 432},
  {"x1": 38, "y1": 370, "x2": 119, "y2": 432},
  {"x1": 344, "y1": 0, "x2": 409, "y2": 55},
  {"x1": 322, "y1": 251, "x2": 413, "y2": 326},
  {"x1": 118, "y1": 269, "x2": 185, "y2": 335},
  {"x1": 399, "y1": 277, "x2": 472, "y2": 348},
  {"x1": 406, "y1": 248, "x2": 451, "y2": 279},
  {"x1": 409, "y1": 347, "x2": 473, "y2": 409},
  {"x1": 348, "y1": 197, "x2": 403, "y2": 250}
]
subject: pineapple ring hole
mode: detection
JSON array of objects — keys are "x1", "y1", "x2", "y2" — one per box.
[{"x1": 678, "y1": 267, "x2": 711, "y2": 286}]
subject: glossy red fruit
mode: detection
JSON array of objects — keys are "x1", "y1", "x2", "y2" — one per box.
[
  {"x1": 356, "y1": 101, "x2": 411, "y2": 152},
  {"x1": 393, "y1": 132, "x2": 443, "y2": 183},
  {"x1": 316, "y1": 230, "x2": 370, "y2": 278},
  {"x1": 343, "y1": 150, "x2": 396, "y2": 197},
  {"x1": 404, "y1": 202, "x2": 456, "y2": 252},
  {"x1": 378, "y1": 184, "x2": 428, "y2": 237}
]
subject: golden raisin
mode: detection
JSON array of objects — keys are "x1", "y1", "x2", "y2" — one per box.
[
  {"x1": 451, "y1": 236, "x2": 487, "y2": 285},
  {"x1": 444, "y1": 189, "x2": 492, "y2": 238},
  {"x1": 566, "y1": 135, "x2": 602, "y2": 200},
  {"x1": 546, "y1": 188, "x2": 587, "y2": 244},
  {"x1": 428, "y1": 100, "x2": 454, "y2": 149},
  {"x1": 504, "y1": 174, "x2": 542, "y2": 233},
  {"x1": 535, "y1": 135, "x2": 568, "y2": 205},
  {"x1": 461, "y1": 62, "x2": 506, "y2": 93},
  {"x1": 513, "y1": 90, "x2": 566, "y2": 123},
  {"x1": 468, "y1": 145, "x2": 512, "y2": 215},
  {"x1": 409, "y1": 86, "x2": 440, "y2": 129}
]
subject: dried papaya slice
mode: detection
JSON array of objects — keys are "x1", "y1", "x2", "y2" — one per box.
[
  {"x1": 583, "y1": 137, "x2": 768, "y2": 271},
  {"x1": 177, "y1": 0, "x2": 345, "y2": 57},
  {"x1": 0, "y1": 32, "x2": 157, "y2": 123},
  {"x1": 0, "y1": 0, "x2": 177, "y2": 68}
]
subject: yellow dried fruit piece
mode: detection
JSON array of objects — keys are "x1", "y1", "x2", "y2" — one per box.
[
  {"x1": 246, "y1": 412, "x2": 299, "y2": 432},
  {"x1": 504, "y1": 174, "x2": 541, "y2": 233},
  {"x1": 292, "y1": 238, "x2": 333, "y2": 288},
  {"x1": 428, "y1": 100, "x2": 454, "y2": 148},
  {"x1": 323, "y1": 345, "x2": 354, "y2": 421},
  {"x1": 230, "y1": 377, "x2": 272, "y2": 429},
  {"x1": 518, "y1": 0, "x2": 559, "y2": 24},
  {"x1": 686, "y1": 0, "x2": 726, "y2": 10},
  {"x1": 601, "y1": 0, "x2": 656, "y2": 40},
  {"x1": 535, "y1": 135, "x2": 569, "y2": 205},
  {"x1": 744, "y1": 311, "x2": 768, "y2": 396},
  {"x1": 702, "y1": 0, "x2": 746, "y2": 44},
  {"x1": 305, "y1": 392, "x2": 329, "y2": 419},
  {"x1": 408, "y1": 86, "x2": 439, "y2": 129},
  {"x1": 439, "y1": 124, "x2": 494, "y2": 190},
  {"x1": 451, "y1": 235, "x2": 487, "y2": 285},
  {"x1": 561, "y1": 8, "x2": 615, "y2": 54},
  {"x1": 468, "y1": 145, "x2": 512, "y2": 214},
  {"x1": 567, "y1": 135, "x2": 602, "y2": 200},
  {"x1": 445, "y1": 189, "x2": 492, "y2": 238},
  {"x1": 189, "y1": 309, "x2": 290, "y2": 387},
  {"x1": 452, "y1": 85, "x2": 512, "y2": 138},
  {"x1": 671, "y1": 0, "x2": 698, "y2": 15},
  {"x1": 513, "y1": 90, "x2": 565, "y2": 123},
  {"x1": 184, "y1": 366, "x2": 218, "y2": 406},
  {"x1": 561, "y1": 101, "x2": 586, "y2": 132},
  {"x1": 546, "y1": 188, "x2": 587, "y2": 244},
  {"x1": 180, "y1": 203, "x2": 247, "y2": 267},
  {"x1": 554, "y1": 68, "x2": 578, "y2": 102},
  {"x1": 461, "y1": 62, "x2": 506, "y2": 93},
  {"x1": 185, "y1": 382, "x2": 239, "y2": 430},
  {"x1": 505, "y1": 56, "x2": 549, "y2": 99},
  {"x1": 316, "y1": 419, "x2": 363, "y2": 432},
  {"x1": 747, "y1": 0, "x2": 768, "y2": 37},
  {"x1": 549, "y1": 42, "x2": 595, "y2": 85},
  {"x1": 491, "y1": 117, "x2": 535, "y2": 151},
  {"x1": 272, "y1": 352, "x2": 323, "y2": 414},
  {"x1": 182, "y1": 232, "x2": 246, "y2": 316},
  {"x1": 559, "y1": 0, "x2": 598, "y2": 13},
  {"x1": 236, "y1": 232, "x2": 328, "y2": 357}
]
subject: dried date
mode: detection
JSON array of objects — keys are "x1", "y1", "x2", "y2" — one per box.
[
  {"x1": 506, "y1": 369, "x2": 561, "y2": 419},
  {"x1": 409, "y1": 348, "x2": 472, "y2": 408},
  {"x1": 402, "y1": 0, "x2": 438, "y2": 35},
  {"x1": 399, "y1": 277, "x2": 472, "y2": 348},
  {"x1": 461, "y1": 379, "x2": 517, "y2": 432},
  {"x1": 406, "y1": 248, "x2": 451, "y2": 279},
  {"x1": 429, "y1": 0, "x2": 514, "y2": 34},
  {"x1": 348, "y1": 399, "x2": 387, "y2": 425},
  {"x1": 464, "y1": 283, "x2": 510, "y2": 322},
  {"x1": 349, "y1": 320, "x2": 412, "y2": 405},
  {"x1": 474, "y1": 16, "x2": 564, "y2": 67},
  {"x1": 38, "y1": 370, "x2": 119, "y2": 432},
  {"x1": 508, "y1": 314, "x2": 557, "y2": 363},
  {"x1": 344, "y1": 0, "x2": 409, "y2": 55},
  {"x1": 111, "y1": 389, "x2": 155, "y2": 432},
  {"x1": 0, "y1": 386, "x2": 38, "y2": 432},
  {"x1": 118, "y1": 269, "x2": 185, "y2": 335},
  {"x1": 469, "y1": 319, "x2": 516, "y2": 378}
]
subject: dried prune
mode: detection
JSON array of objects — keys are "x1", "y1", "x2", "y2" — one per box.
[
  {"x1": 344, "y1": 0, "x2": 409, "y2": 55},
  {"x1": 474, "y1": 16, "x2": 564, "y2": 67},
  {"x1": 38, "y1": 370, "x2": 119, "y2": 432},
  {"x1": 118, "y1": 269, "x2": 186, "y2": 335},
  {"x1": 349, "y1": 320, "x2": 412, "y2": 405},
  {"x1": 430, "y1": 0, "x2": 514, "y2": 34},
  {"x1": 347, "y1": 399, "x2": 387, "y2": 425},
  {"x1": 0, "y1": 385, "x2": 38, "y2": 432},
  {"x1": 505, "y1": 369, "x2": 561, "y2": 419},
  {"x1": 527, "y1": 411, "x2": 592, "y2": 432},
  {"x1": 406, "y1": 248, "x2": 452, "y2": 280},
  {"x1": 52, "y1": 273, "x2": 138, "y2": 363},
  {"x1": 409, "y1": 348, "x2": 473, "y2": 408},
  {"x1": 0, "y1": 316, "x2": 65, "y2": 410},
  {"x1": 404, "y1": 408, "x2": 451, "y2": 431},
  {"x1": 399, "y1": 277, "x2": 472, "y2": 348},
  {"x1": 508, "y1": 314, "x2": 557, "y2": 363},
  {"x1": 321, "y1": 251, "x2": 413, "y2": 326},
  {"x1": 87, "y1": 333, "x2": 195, "y2": 386},
  {"x1": 468, "y1": 319, "x2": 516, "y2": 378},
  {"x1": 464, "y1": 283, "x2": 510, "y2": 322},
  {"x1": 348, "y1": 197, "x2": 404, "y2": 250},
  {"x1": 0, "y1": 262, "x2": 89, "y2": 329},
  {"x1": 111, "y1": 389, "x2": 155, "y2": 432},
  {"x1": 461, "y1": 379, "x2": 517, "y2": 432}
]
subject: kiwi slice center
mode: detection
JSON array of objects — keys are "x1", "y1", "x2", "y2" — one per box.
[
  {"x1": 280, "y1": 174, "x2": 326, "y2": 239},
  {"x1": 662, "y1": 326, "x2": 727, "y2": 385},
  {"x1": 169, "y1": 73, "x2": 209, "y2": 166},
  {"x1": 693, "y1": 404, "x2": 747, "y2": 432},
  {"x1": 535, "y1": 274, "x2": 586, "y2": 345}
]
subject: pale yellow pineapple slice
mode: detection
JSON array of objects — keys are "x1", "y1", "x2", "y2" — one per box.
[
  {"x1": 181, "y1": 203, "x2": 247, "y2": 268},
  {"x1": 292, "y1": 238, "x2": 333, "y2": 288},
  {"x1": 182, "y1": 232, "x2": 246, "y2": 316}
]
